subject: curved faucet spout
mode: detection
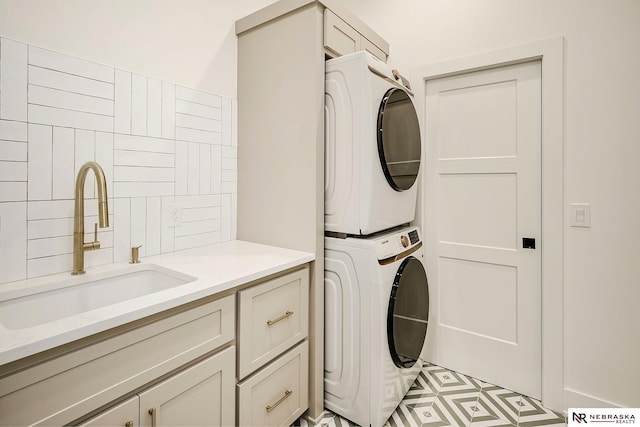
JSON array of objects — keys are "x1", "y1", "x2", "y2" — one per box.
[{"x1": 72, "y1": 161, "x2": 109, "y2": 275}]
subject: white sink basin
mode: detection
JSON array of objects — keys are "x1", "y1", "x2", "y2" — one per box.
[{"x1": 0, "y1": 264, "x2": 196, "y2": 330}]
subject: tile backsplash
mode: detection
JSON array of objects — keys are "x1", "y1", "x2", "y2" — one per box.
[{"x1": 0, "y1": 37, "x2": 237, "y2": 284}]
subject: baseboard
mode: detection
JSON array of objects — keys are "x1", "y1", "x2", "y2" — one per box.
[{"x1": 564, "y1": 388, "x2": 623, "y2": 409}]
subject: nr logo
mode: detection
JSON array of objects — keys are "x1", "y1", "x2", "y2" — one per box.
[{"x1": 573, "y1": 412, "x2": 588, "y2": 423}]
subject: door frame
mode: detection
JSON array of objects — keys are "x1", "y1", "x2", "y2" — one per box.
[{"x1": 412, "y1": 37, "x2": 564, "y2": 411}]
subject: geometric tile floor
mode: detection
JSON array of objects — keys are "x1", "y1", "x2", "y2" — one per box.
[{"x1": 296, "y1": 363, "x2": 566, "y2": 427}]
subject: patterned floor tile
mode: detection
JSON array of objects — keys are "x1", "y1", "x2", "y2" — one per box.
[
  {"x1": 517, "y1": 396, "x2": 565, "y2": 426},
  {"x1": 471, "y1": 384, "x2": 521, "y2": 426},
  {"x1": 296, "y1": 365, "x2": 565, "y2": 427}
]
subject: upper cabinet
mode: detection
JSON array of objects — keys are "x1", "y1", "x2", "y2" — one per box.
[{"x1": 323, "y1": 9, "x2": 387, "y2": 62}]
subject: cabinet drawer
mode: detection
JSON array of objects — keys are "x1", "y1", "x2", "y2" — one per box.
[
  {"x1": 238, "y1": 268, "x2": 309, "y2": 379},
  {"x1": 0, "y1": 295, "x2": 234, "y2": 427},
  {"x1": 78, "y1": 396, "x2": 139, "y2": 427},
  {"x1": 238, "y1": 341, "x2": 308, "y2": 427}
]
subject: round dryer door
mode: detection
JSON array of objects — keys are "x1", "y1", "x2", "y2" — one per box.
[
  {"x1": 387, "y1": 256, "x2": 429, "y2": 369},
  {"x1": 377, "y1": 88, "x2": 421, "y2": 191}
]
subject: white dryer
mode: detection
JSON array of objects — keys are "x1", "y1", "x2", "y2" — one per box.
[
  {"x1": 324, "y1": 226, "x2": 429, "y2": 426},
  {"x1": 325, "y1": 51, "x2": 421, "y2": 236}
]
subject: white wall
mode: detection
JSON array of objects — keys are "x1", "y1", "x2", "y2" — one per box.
[
  {"x1": 340, "y1": 0, "x2": 640, "y2": 409},
  {"x1": 0, "y1": 0, "x2": 275, "y2": 98}
]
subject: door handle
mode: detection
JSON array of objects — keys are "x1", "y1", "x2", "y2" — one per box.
[{"x1": 522, "y1": 237, "x2": 536, "y2": 249}]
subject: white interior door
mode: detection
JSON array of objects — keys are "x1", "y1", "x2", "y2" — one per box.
[{"x1": 424, "y1": 61, "x2": 542, "y2": 398}]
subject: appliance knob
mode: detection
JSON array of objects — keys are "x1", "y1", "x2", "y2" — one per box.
[{"x1": 401, "y1": 235, "x2": 409, "y2": 248}]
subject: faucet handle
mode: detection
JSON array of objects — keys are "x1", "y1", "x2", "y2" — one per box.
[
  {"x1": 93, "y1": 223, "x2": 99, "y2": 243},
  {"x1": 83, "y1": 223, "x2": 101, "y2": 251}
]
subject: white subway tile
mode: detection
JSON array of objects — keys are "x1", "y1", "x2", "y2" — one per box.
[
  {"x1": 29, "y1": 104, "x2": 113, "y2": 132},
  {"x1": 0, "y1": 119, "x2": 27, "y2": 141},
  {"x1": 95, "y1": 131, "x2": 114, "y2": 200},
  {"x1": 113, "y1": 134, "x2": 174, "y2": 153},
  {"x1": 27, "y1": 253, "x2": 71, "y2": 278},
  {"x1": 28, "y1": 65, "x2": 113, "y2": 99},
  {"x1": 0, "y1": 141, "x2": 27, "y2": 161},
  {"x1": 28, "y1": 124, "x2": 52, "y2": 200},
  {"x1": 175, "y1": 99, "x2": 221, "y2": 120},
  {"x1": 52, "y1": 127, "x2": 75, "y2": 200},
  {"x1": 210, "y1": 144, "x2": 221, "y2": 195},
  {"x1": 131, "y1": 74, "x2": 147, "y2": 136},
  {"x1": 28, "y1": 199, "x2": 73, "y2": 220},
  {"x1": 182, "y1": 206, "x2": 219, "y2": 222},
  {"x1": 175, "y1": 141, "x2": 188, "y2": 196},
  {"x1": 161, "y1": 196, "x2": 174, "y2": 253},
  {"x1": 222, "y1": 96, "x2": 232, "y2": 146},
  {"x1": 199, "y1": 144, "x2": 211, "y2": 194},
  {"x1": 0, "y1": 161, "x2": 27, "y2": 181},
  {"x1": 174, "y1": 219, "x2": 219, "y2": 237},
  {"x1": 175, "y1": 113, "x2": 221, "y2": 133},
  {"x1": 146, "y1": 197, "x2": 161, "y2": 256},
  {"x1": 85, "y1": 247, "x2": 113, "y2": 268},
  {"x1": 221, "y1": 146, "x2": 237, "y2": 158},
  {"x1": 175, "y1": 86, "x2": 221, "y2": 108},
  {"x1": 130, "y1": 197, "x2": 146, "y2": 253},
  {"x1": 27, "y1": 200, "x2": 74, "y2": 221},
  {"x1": 29, "y1": 46, "x2": 114, "y2": 83},
  {"x1": 175, "y1": 194, "x2": 220, "y2": 208},
  {"x1": 29, "y1": 85, "x2": 114, "y2": 116},
  {"x1": 187, "y1": 142, "x2": 199, "y2": 195},
  {"x1": 147, "y1": 78, "x2": 161, "y2": 138},
  {"x1": 221, "y1": 193, "x2": 232, "y2": 242},
  {"x1": 28, "y1": 235, "x2": 72, "y2": 258},
  {"x1": 28, "y1": 217, "x2": 72, "y2": 239},
  {"x1": 0, "y1": 182, "x2": 27, "y2": 201},
  {"x1": 114, "y1": 166, "x2": 174, "y2": 182},
  {"x1": 231, "y1": 99, "x2": 237, "y2": 147},
  {"x1": 174, "y1": 232, "x2": 220, "y2": 251},
  {"x1": 0, "y1": 202, "x2": 27, "y2": 283},
  {"x1": 175, "y1": 126, "x2": 220, "y2": 145},
  {"x1": 113, "y1": 150, "x2": 174, "y2": 168},
  {"x1": 230, "y1": 193, "x2": 236, "y2": 239},
  {"x1": 114, "y1": 70, "x2": 132, "y2": 134},
  {"x1": 75, "y1": 129, "x2": 96, "y2": 199},
  {"x1": 221, "y1": 157, "x2": 237, "y2": 171},
  {"x1": 222, "y1": 170, "x2": 237, "y2": 182},
  {"x1": 221, "y1": 181, "x2": 237, "y2": 194},
  {"x1": 0, "y1": 39, "x2": 28, "y2": 121},
  {"x1": 113, "y1": 197, "x2": 130, "y2": 262},
  {"x1": 113, "y1": 182, "x2": 174, "y2": 198},
  {"x1": 161, "y1": 81, "x2": 175, "y2": 139}
]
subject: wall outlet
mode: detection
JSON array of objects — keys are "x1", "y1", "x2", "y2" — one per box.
[{"x1": 167, "y1": 204, "x2": 182, "y2": 227}]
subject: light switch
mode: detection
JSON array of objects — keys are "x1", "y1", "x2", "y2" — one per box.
[{"x1": 570, "y1": 203, "x2": 591, "y2": 227}]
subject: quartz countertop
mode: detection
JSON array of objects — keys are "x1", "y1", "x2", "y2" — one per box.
[{"x1": 0, "y1": 240, "x2": 314, "y2": 366}]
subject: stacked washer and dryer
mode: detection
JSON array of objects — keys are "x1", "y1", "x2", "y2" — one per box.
[{"x1": 324, "y1": 51, "x2": 429, "y2": 426}]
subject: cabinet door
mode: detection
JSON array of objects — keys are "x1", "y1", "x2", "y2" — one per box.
[
  {"x1": 139, "y1": 346, "x2": 235, "y2": 427},
  {"x1": 324, "y1": 9, "x2": 359, "y2": 57},
  {"x1": 78, "y1": 396, "x2": 139, "y2": 427}
]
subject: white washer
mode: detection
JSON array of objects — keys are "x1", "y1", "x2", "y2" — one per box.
[
  {"x1": 325, "y1": 51, "x2": 422, "y2": 236},
  {"x1": 324, "y1": 226, "x2": 429, "y2": 426}
]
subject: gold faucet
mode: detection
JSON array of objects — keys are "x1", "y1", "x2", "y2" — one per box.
[{"x1": 72, "y1": 161, "x2": 109, "y2": 275}]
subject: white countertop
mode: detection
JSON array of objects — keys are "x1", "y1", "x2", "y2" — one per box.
[{"x1": 0, "y1": 240, "x2": 314, "y2": 366}]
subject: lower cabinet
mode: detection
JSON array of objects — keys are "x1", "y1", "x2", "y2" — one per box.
[{"x1": 80, "y1": 346, "x2": 235, "y2": 427}]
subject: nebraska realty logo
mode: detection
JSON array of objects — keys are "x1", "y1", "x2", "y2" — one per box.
[{"x1": 569, "y1": 408, "x2": 639, "y2": 425}]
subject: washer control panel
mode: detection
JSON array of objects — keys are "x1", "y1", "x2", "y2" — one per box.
[{"x1": 375, "y1": 226, "x2": 421, "y2": 260}]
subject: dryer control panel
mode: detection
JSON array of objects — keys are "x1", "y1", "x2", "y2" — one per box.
[{"x1": 374, "y1": 226, "x2": 421, "y2": 261}]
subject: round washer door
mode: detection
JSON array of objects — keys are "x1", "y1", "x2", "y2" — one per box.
[
  {"x1": 387, "y1": 256, "x2": 429, "y2": 368},
  {"x1": 377, "y1": 88, "x2": 421, "y2": 191}
]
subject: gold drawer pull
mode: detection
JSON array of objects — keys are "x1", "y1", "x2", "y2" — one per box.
[
  {"x1": 267, "y1": 310, "x2": 294, "y2": 326},
  {"x1": 266, "y1": 390, "x2": 293, "y2": 413},
  {"x1": 125, "y1": 422, "x2": 134, "y2": 427},
  {"x1": 148, "y1": 407, "x2": 157, "y2": 427}
]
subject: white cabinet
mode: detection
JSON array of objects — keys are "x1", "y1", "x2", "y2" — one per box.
[
  {"x1": 237, "y1": 267, "x2": 310, "y2": 426},
  {"x1": 81, "y1": 347, "x2": 235, "y2": 427},
  {"x1": 324, "y1": 9, "x2": 387, "y2": 61},
  {"x1": 0, "y1": 295, "x2": 235, "y2": 426},
  {"x1": 236, "y1": 1, "x2": 388, "y2": 418},
  {"x1": 238, "y1": 268, "x2": 309, "y2": 379}
]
